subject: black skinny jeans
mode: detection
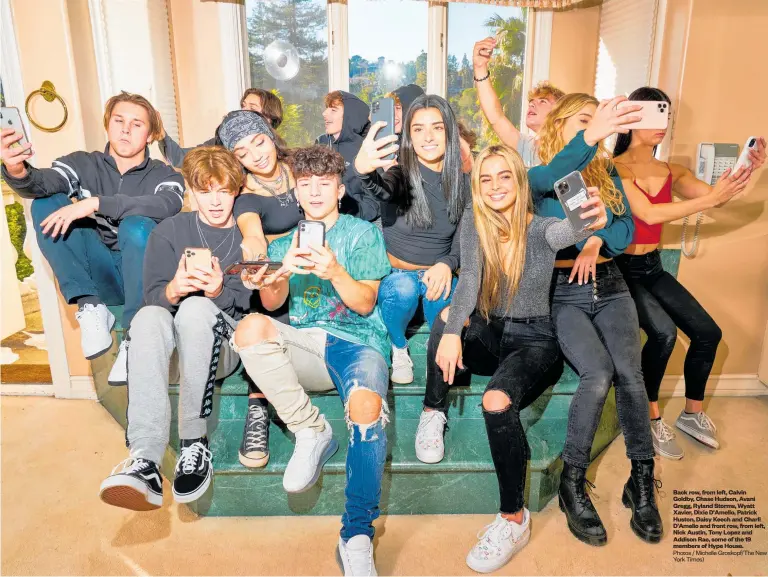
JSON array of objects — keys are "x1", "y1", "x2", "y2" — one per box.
[
  {"x1": 616, "y1": 250, "x2": 722, "y2": 402},
  {"x1": 552, "y1": 260, "x2": 655, "y2": 469},
  {"x1": 424, "y1": 313, "x2": 562, "y2": 513}
]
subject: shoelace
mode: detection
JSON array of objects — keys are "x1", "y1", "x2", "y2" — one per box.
[
  {"x1": 417, "y1": 411, "x2": 446, "y2": 439},
  {"x1": 111, "y1": 457, "x2": 150, "y2": 476},
  {"x1": 476, "y1": 517, "x2": 513, "y2": 554},
  {"x1": 344, "y1": 542, "x2": 373, "y2": 575},
  {"x1": 695, "y1": 411, "x2": 716, "y2": 432},
  {"x1": 393, "y1": 349, "x2": 413, "y2": 369},
  {"x1": 637, "y1": 471, "x2": 661, "y2": 509},
  {"x1": 178, "y1": 443, "x2": 212, "y2": 475},
  {"x1": 655, "y1": 419, "x2": 676, "y2": 443},
  {"x1": 245, "y1": 406, "x2": 268, "y2": 451}
]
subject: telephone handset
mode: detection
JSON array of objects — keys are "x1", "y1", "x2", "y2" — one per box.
[{"x1": 683, "y1": 142, "x2": 739, "y2": 258}]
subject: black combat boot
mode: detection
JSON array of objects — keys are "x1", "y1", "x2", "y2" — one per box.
[
  {"x1": 622, "y1": 459, "x2": 663, "y2": 543},
  {"x1": 558, "y1": 462, "x2": 607, "y2": 546}
]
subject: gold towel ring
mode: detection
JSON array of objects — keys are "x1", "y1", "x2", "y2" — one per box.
[{"x1": 25, "y1": 81, "x2": 68, "y2": 133}]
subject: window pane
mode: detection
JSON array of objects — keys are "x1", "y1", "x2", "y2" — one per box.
[
  {"x1": 348, "y1": 0, "x2": 427, "y2": 104},
  {"x1": 246, "y1": 0, "x2": 328, "y2": 147},
  {"x1": 447, "y1": 5, "x2": 528, "y2": 149}
]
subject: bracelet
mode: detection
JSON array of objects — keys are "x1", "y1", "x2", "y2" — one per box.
[{"x1": 474, "y1": 71, "x2": 490, "y2": 83}]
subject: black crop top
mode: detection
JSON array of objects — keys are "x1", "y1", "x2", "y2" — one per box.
[{"x1": 233, "y1": 190, "x2": 302, "y2": 236}]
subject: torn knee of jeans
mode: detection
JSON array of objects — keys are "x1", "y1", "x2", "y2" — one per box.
[
  {"x1": 345, "y1": 384, "x2": 389, "y2": 443},
  {"x1": 230, "y1": 314, "x2": 282, "y2": 352},
  {"x1": 482, "y1": 390, "x2": 512, "y2": 413}
]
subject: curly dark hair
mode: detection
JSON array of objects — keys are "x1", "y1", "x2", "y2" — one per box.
[{"x1": 289, "y1": 145, "x2": 346, "y2": 181}]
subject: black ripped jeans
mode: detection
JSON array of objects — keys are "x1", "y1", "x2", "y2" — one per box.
[
  {"x1": 616, "y1": 251, "x2": 722, "y2": 402},
  {"x1": 424, "y1": 313, "x2": 563, "y2": 513},
  {"x1": 552, "y1": 260, "x2": 655, "y2": 469}
]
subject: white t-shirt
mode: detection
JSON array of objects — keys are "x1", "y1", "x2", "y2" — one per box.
[{"x1": 517, "y1": 133, "x2": 541, "y2": 168}]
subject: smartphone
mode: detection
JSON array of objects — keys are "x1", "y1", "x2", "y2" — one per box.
[
  {"x1": 554, "y1": 171, "x2": 595, "y2": 232},
  {"x1": 184, "y1": 247, "x2": 212, "y2": 272},
  {"x1": 224, "y1": 261, "x2": 283, "y2": 275},
  {"x1": 371, "y1": 97, "x2": 396, "y2": 161},
  {"x1": 732, "y1": 136, "x2": 759, "y2": 173},
  {"x1": 0, "y1": 106, "x2": 30, "y2": 148},
  {"x1": 616, "y1": 100, "x2": 669, "y2": 130},
  {"x1": 297, "y1": 220, "x2": 326, "y2": 250}
]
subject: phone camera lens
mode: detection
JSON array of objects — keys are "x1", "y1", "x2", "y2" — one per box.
[{"x1": 749, "y1": 138, "x2": 756, "y2": 147}]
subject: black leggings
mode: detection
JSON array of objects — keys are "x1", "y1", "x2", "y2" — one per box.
[
  {"x1": 424, "y1": 313, "x2": 562, "y2": 513},
  {"x1": 617, "y1": 251, "x2": 721, "y2": 402}
]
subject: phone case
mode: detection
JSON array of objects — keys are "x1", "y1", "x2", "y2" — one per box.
[
  {"x1": 184, "y1": 247, "x2": 212, "y2": 271},
  {"x1": 733, "y1": 136, "x2": 758, "y2": 173},
  {"x1": 616, "y1": 100, "x2": 669, "y2": 130},
  {"x1": 554, "y1": 171, "x2": 595, "y2": 232},
  {"x1": 224, "y1": 261, "x2": 282, "y2": 275},
  {"x1": 297, "y1": 220, "x2": 326, "y2": 250},
  {"x1": 0, "y1": 106, "x2": 29, "y2": 148},
  {"x1": 371, "y1": 97, "x2": 396, "y2": 161}
]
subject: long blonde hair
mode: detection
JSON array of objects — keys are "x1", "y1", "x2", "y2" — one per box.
[
  {"x1": 472, "y1": 145, "x2": 533, "y2": 320},
  {"x1": 538, "y1": 93, "x2": 625, "y2": 215}
]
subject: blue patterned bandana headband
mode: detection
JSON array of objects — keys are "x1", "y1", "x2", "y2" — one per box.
[{"x1": 219, "y1": 110, "x2": 275, "y2": 151}]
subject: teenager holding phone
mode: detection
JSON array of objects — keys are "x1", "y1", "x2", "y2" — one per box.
[
  {"x1": 613, "y1": 86, "x2": 767, "y2": 458},
  {"x1": 353, "y1": 94, "x2": 470, "y2": 385},
  {"x1": 421, "y1": 144, "x2": 606, "y2": 572},
  {"x1": 99, "y1": 147, "x2": 250, "y2": 510},
  {"x1": 233, "y1": 146, "x2": 391, "y2": 577}
]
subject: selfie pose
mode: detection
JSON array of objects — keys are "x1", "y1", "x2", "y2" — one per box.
[
  {"x1": 159, "y1": 88, "x2": 283, "y2": 168},
  {"x1": 528, "y1": 93, "x2": 664, "y2": 546},
  {"x1": 233, "y1": 146, "x2": 391, "y2": 577},
  {"x1": 421, "y1": 145, "x2": 606, "y2": 572},
  {"x1": 0, "y1": 92, "x2": 184, "y2": 382},
  {"x1": 354, "y1": 94, "x2": 470, "y2": 385},
  {"x1": 473, "y1": 37, "x2": 564, "y2": 167},
  {"x1": 613, "y1": 86, "x2": 767, "y2": 458},
  {"x1": 99, "y1": 147, "x2": 250, "y2": 510}
]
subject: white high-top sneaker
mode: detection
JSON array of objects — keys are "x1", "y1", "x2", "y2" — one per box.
[
  {"x1": 75, "y1": 303, "x2": 115, "y2": 359},
  {"x1": 390, "y1": 345, "x2": 414, "y2": 384}
]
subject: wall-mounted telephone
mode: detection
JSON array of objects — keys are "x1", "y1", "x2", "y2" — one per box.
[{"x1": 682, "y1": 142, "x2": 740, "y2": 258}]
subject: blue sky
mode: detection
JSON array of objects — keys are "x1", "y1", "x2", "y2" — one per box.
[{"x1": 347, "y1": 1, "x2": 525, "y2": 64}]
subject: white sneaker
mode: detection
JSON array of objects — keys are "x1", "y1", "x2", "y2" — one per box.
[
  {"x1": 415, "y1": 409, "x2": 447, "y2": 464},
  {"x1": 390, "y1": 345, "x2": 414, "y2": 384},
  {"x1": 337, "y1": 535, "x2": 377, "y2": 577},
  {"x1": 466, "y1": 511, "x2": 531, "y2": 574},
  {"x1": 75, "y1": 303, "x2": 115, "y2": 360},
  {"x1": 108, "y1": 340, "x2": 129, "y2": 386},
  {"x1": 283, "y1": 416, "x2": 338, "y2": 493}
]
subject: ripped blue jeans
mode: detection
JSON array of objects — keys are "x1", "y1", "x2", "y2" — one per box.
[{"x1": 233, "y1": 318, "x2": 389, "y2": 541}]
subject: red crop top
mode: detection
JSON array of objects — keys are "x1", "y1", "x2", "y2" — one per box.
[{"x1": 622, "y1": 164, "x2": 673, "y2": 245}]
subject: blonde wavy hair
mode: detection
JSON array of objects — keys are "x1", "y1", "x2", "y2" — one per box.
[
  {"x1": 471, "y1": 145, "x2": 533, "y2": 320},
  {"x1": 538, "y1": 93, "x2": 625, "y2": 215}
]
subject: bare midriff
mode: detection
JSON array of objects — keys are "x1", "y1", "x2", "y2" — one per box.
[
  {"x1": 554, "y1": 255, "x2": 612, "y2": 268},
  {"x1": 388, "y1": 253, "x2": 430, "y2": 271},
  {"x1": 624, "y1": 243, "x2": 659, "y2": 255}
]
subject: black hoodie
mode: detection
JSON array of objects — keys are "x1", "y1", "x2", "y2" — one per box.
[
  {"x1": 393, "y1": 84, "x2": 425, "y2": 126},
  {"x1": 315, "y1": 91, "x2": 380, "y2": 222}
]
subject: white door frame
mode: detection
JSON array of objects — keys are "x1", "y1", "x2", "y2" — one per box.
[{"x1": 0, "y1": 0, "x2": 70, "y2": 396}]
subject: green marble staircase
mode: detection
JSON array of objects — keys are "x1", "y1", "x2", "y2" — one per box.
[{"x1": 91, "y1": 250, "x2": 681, "y2": 516}]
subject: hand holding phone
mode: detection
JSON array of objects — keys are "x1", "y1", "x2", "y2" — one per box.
[
  {"x1": 355, "y1": 120, "x2": 399, "y2": 174},
  {"x1": 615, "y1": 99, "x2": 669, "y2": 130},
  {"x1": 1, "y1": 107, "x2": 33, "y2": 177},
  {"x1": 583, "y1": 96, "x2": 643, "y2": 145},
  {"x1": 732, "y1": 136, "x2": 760, "y2": 173}
]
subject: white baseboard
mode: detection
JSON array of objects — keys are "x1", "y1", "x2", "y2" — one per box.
[
  {"x1": 660, "y1": 374, "x2": 768, "y2": 397},
  {"x1": 64, "y1": 376, "x2": 97, "y2": 400},
  {"x1": 1, "y1": 383, "x2": 55, "y2": 396}
]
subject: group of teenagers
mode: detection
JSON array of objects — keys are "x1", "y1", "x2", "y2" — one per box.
[{"x1": 1, "y1": 36, "x2": 765, "y2": 576}]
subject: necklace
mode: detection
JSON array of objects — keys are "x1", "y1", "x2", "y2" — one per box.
[
  {"x1": 254, "y1": 164, "x2": 291, "y2": 208},
  {"x1": 196, "y1": 214, "x2": 236, "y2": 263}
]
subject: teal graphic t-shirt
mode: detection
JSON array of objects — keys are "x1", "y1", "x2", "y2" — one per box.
[{"x1": 268, "y1": 214, "x2": 392, "y2": 364}]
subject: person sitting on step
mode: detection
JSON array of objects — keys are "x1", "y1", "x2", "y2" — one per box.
[
  {"x1": 422, "y1": 144, "x2": 606, "y2": 573},
  {"x1": 353, "y1": 94, "x2": 470, "y2": 385},
  {"x1": 99, "y1": 146, "x2": 251, "y2": 510},
  {"x1": 0, "y1": 91, "x2": 184, "y2": 382},
  {"x1": 232, "y1": 145, "x2": 390, "y2": 577}
]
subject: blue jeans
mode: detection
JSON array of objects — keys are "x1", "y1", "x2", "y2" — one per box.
[
  {"x1": 234, "y1": 320, "x2": 389, "y2": 541},
  {"x1": 378, "y1": 268, "x2": 457, "y2": 349},
  {"x1": 30, "y1": 193, "x2": 156, "y2": 328}
]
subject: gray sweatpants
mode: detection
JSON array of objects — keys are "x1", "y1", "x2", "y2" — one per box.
[{"x1": 126, "y1": 296, "x2": 240, "y2": 464}]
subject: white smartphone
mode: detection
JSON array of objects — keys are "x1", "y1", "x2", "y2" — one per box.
[
  {"x1": 732, "y1": 136, "x2": 759, "y2": 173},
  {"x1": 297, "y1": 220, "x2": 326, "y2": 250},
  {"x1": 616, "y1": 100, "x2": 669, "y2": 130},
  {"x1": 0, "y1": 106, "x2": 30, "y2": 148}
]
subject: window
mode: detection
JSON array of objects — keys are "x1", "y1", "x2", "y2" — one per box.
[
  {"x1": 347, "y1": 0, "x2": 428, "y2": 104},
  {"x1": 245, "y1": 0, "x2": 329, "y2": 147},
  {"x1": 447, "y1": 4, "x2": 528, "y2": 149}
]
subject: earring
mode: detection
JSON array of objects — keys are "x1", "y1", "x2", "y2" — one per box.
[{"x1": 338, "y1": 198, "x2": 342, "y2": 209}]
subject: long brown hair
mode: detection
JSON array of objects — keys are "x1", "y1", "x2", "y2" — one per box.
[
  {"x1": 472, "y1": 145, "x2": 533, "y2": 320},
  {"x1": 538, "y1": 93, "x2": 625, "y2": 215}
]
